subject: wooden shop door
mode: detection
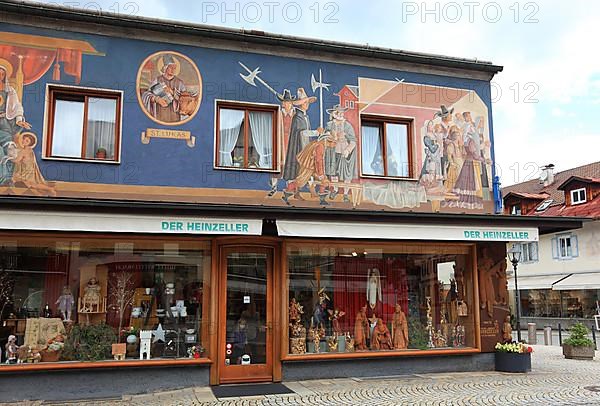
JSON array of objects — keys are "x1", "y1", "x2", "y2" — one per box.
[{"x1": 218, "y1": 246, "x2": 274, "y2": 384}]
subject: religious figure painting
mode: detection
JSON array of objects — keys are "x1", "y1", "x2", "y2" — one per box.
[{"x1": 137, "y1": 51, "x2": 202, "y2": 126}]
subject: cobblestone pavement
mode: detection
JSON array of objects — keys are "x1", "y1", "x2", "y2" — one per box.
[{"x1": 10, "y1": 345, "x2": 600, "y2": 406}]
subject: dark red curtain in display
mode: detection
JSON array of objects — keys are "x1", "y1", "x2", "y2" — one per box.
[{"x1": 333, "y1": 256, "x2": 408, "y2": 333}]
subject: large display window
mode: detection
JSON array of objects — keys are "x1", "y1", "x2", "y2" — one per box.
[
  {"x1": 286, "y1": 242, "x2": 477, "y2": 356},
  {"x1": 0, "y1": 234, "x2": 210, "y2": 366}
]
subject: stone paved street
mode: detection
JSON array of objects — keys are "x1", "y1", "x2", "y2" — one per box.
[{"x1": 8, "y1": 345, "x2": 600, "y2": 406}]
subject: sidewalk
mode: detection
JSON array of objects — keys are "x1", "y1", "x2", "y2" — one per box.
[{"x1": 5, "y1": 345, "x2": 600, "y2": 406}]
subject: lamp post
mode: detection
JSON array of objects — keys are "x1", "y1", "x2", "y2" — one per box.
[{"x1": 508, "y1": 243, "x2": 522, "y2": 342}]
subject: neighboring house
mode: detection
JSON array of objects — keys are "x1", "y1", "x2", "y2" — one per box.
[{"x1": 503, "y1": 162, "x2": 600, "y2": 328}]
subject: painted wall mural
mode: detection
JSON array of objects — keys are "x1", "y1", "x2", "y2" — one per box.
[
  {"x1": 236, "y1": 62, "x2": 493, "y2": 212},
  {"x1": 0, "y1": 25, "x2": 496, "y2": 214},
  {"x1": 136, "y1": 51, "x2": 202, "y2": 126},
  {"x1": 0, "y1": 31, "x2": 103, "y2": 196}
]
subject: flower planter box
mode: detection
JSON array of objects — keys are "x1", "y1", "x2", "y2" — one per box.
[
  {"x1": 562, "y1": 344, "x2": 595, "y2": 360},
  {"x1": 495, "y1": 352, "x2": 531, "y2": 373}
]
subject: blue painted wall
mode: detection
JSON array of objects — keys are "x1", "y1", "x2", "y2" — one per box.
[{"x1": 1, "y1": 22, "x2": 496, "y2": 211}]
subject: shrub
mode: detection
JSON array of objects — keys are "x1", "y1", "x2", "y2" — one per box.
[
  {"x1": 563, "y1": 323, "x2": 594, "y2": 348},
  {"x1": 61, "y1": 323, "x2": 117, "y2": 361}
]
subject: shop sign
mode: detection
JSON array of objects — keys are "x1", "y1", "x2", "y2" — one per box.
[{"x1": 160, "y1": 220, "x2": 251, "y2": 234}]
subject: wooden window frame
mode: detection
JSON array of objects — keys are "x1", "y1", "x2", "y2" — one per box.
[
  {"x1": 44, "y1": 84, "x2": 122, "y2": 164},
  {"x1": 360, "y1": 115, "x2": 414, "y2": 180},
  {"x1": 0, "y1": 231, "x2": 212, "y2": 372},
  {"x1": 281, "y1": 239, "x2": 481, "y2": 362},
  {"x1": 214, "y1": 101, "x2": 279, "y2": 172}
]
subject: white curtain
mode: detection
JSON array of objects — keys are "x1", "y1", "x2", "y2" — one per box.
[
  {"x1": 51, "y1": 99, "x2": 85, "y2": 158},
  {"x1": 249, "y1": 111, "x2": 273, "y2": 168},
  {"x1": 85, "y1": 97, "x2": 117, "y2": 159},
  {"x1": 385, "y1": 123, "x2": 409, "y2": 177},
  {"x1": 219, "y1": 109, "x2": 244, "y2": 166},
  {"x1": 361, "y1": 125, "x2": 383, "y2": 176}
]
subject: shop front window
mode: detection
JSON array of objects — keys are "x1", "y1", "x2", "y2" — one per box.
[
  {"x1": 287, "y1": 242, "x2": 476, "y2": 356},
  {"x1": 519, "y1": 289, "x2": 599, "y2": 319},
  {"x1": 0, "y1": 235, "x2": 210, "y2": 365}
]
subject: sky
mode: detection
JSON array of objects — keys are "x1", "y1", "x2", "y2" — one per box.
[{"x1": 36, "y1": 0, "x2": 600, "y2": 185}]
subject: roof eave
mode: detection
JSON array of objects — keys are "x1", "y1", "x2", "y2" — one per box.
[{"x1": 0, "y1": 0, "x2": 503, "y2": 76}]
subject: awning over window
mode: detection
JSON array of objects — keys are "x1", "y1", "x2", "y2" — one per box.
[
  {"x1": 508, "y1": 274, "x2": 571, "y2": 290},
  {"x1": 0, "y1": 210, "x2": 263, "y2": 236},
  {"x1": 277, "y1": 220, "x2": 539, "y2": 242},
  {"x1": 552, "y1": 273, "x2": 600, "y2": 290}
]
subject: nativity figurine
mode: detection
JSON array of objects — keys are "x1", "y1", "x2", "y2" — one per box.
[
  {"x1": 392, "y1": 304, "x2": 409, "y2": 350},
  {"x1": 371, "y1": 318, "x2": 393, "y2": 350},
  {"x1": 354, "y1": 305, "x2": 369, "y2": 351}
]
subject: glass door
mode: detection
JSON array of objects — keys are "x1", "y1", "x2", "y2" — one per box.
[{"x1": 219, "y1": 246, "x2": 273, "y2": 383}]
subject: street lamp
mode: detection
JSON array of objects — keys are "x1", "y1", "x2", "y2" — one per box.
[{"x1": 507, "y1": 243, "x2": 522, "y2": 342}]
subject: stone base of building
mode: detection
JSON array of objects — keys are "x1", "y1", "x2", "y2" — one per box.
[
  {"x1": 282, "y1": 353, "x2": 494, "y2": 381},
  {"x1": 0, "y1": 365, "x2": 210, "y2": 403}
]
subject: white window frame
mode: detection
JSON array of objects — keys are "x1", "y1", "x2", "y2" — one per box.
[
  {"x1": 552, "y1": 233, "x2": 579, "y2": 260},
  {"x1": 521, "y1": 242, "x2": 539, "y2": 263},
  {"x1": 510, "y1": 205, "x2": 522, "y2": 215},
  {"x1": 570, "y1": 188, "x2": 587, "y2": 205}
]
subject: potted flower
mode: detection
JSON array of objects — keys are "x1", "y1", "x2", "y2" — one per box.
[
  {"x1": 563, "y1": 323, "x2": 596, "y2": 360},
  {"x1": 494, "y1": 341, "x2": 533, "y2": 373}
]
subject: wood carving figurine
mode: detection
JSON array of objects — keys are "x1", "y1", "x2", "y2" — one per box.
[
  {"x1": 392, "y1": 304, "x2": 409, "y2": 350},
  {"x1": 354, "y1": 305, "x2": 369, "y2": 351},
  {"x1": 371, "y1": 318, "x2": 392, "y2": 350},
  {"x1": 329, "y1": 308, "x2": 346, "y2": 336},
  {"x1": 502, "y1": 315, "x2": 512, "y2": 343}
]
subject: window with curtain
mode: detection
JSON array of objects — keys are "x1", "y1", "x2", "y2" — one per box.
[
  {"x1": 216, "y1": 103, "x2": 276, "y2": 170},
  {"x1": 46, "y1": 86, "x2": 121, "y2": 162},
  {"x1": 360, "y1": 118, "x2": 412, "y2": 178}
]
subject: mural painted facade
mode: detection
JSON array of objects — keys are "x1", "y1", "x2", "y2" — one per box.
[{"x1": 0, "y1": 24, "x2": 496, "y2": 214}]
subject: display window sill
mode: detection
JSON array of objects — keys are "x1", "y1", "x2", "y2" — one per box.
[
  {"x1": 0, "y1": 357, "x2": 212, "y2": 372},
  {"x1": 281, "y1": 347, "x2": 480, "y2": 362}
]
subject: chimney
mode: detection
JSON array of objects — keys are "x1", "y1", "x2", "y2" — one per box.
[{"x1": 540, "y1": 164, "x2": 555, "y2": 187}]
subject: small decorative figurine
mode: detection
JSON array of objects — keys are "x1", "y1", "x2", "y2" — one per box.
[
  {"x1": 392, "y1": 304, "x2": 409, "y2": 350},
  {"x1": 502, "y1": 315, "x2": 512, "y2": 343},
  {"x1": 329, "y1": 308, "x2": 346, "y2": 336},
  {"x1": 354, "y1": 305, "x2": 369, "y2": 351},
  {"x1": 81, "y1": 277, "x2": 101, "y2": 313},
  {"x1": 5, "y1": 335, "x2": 18, "y2": 364},
  {"x1": 308, "y1": 325, "x2": 325, "y2": 354},
  {"x1": 289, "y1": 298, "x2": 303, "y2": 324},
  {"x1": 55, "y1": 286, "x2": 74, "y2": 322},
  {"x1": 139, "y1": 330, "x2": 152, "y2": 360},
  {"x1": 112, "y1": 343, "x2": 126, "y2": 361},
  {"x1": 457, "y1": 300, "x2": 468, "y2": 317},
  {"x1": 371, "y1": 318, "x2": 393, "y2": 350},
  {"x1": 426, "y1": 297, "x2": 435, "y2": 349},
  {"x1": 454, "y1": 325, "x2": 466, "y2": 347},
  {"x1": 326, "y1": 335, "x2": 338, "y2": 352},
  {"x1": 345, "y1": 332, "x2": 355, "y2": 352}
]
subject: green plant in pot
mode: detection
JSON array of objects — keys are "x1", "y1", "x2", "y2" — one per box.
[
  {"x1": 563, "y1": 323, "x2": 596, "y2": 360},
  {"x1": 61, "y1": 323, "x2": 117, "y2": 362}
]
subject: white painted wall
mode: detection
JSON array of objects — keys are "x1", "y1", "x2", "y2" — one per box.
[{"x1": 512, "y1": 221, "x2": 600, "y2": 277}]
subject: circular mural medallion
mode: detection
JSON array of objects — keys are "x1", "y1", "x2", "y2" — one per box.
[{"x1": 136, "y1": 51, "x2": 202, "y2": 126}]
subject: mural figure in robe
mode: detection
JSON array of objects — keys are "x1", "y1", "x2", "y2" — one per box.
[
  {"x1": 0, "y1": 60, "x2": 30, "y2": 185},
  {"x1": 324, "y1": 104, "x2": 357, "y2": 203},
  {"x1": 268, "y1": 89, "x2": 296, "y2": 197},
  {"x1": 142, "y1": 54, "x2": 198, "y2": 124},
  {"x1": 282, "y1": 88, "x2": 323, "y2": 200}
]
